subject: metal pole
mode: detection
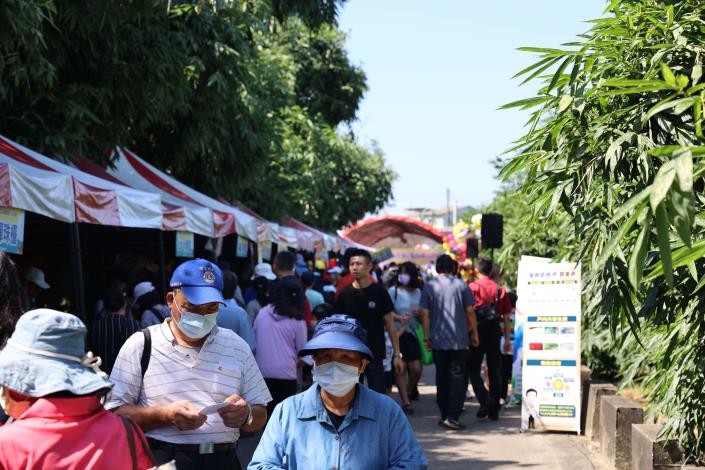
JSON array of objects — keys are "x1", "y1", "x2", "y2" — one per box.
[
  {"x1": 69, "y1": 222, "x2": 86, "y2": 320},
  {"x1": 158, "y1": 230, "x2": 167, "y2": 296}
]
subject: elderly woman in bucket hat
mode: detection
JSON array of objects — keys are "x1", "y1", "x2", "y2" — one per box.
[
  {"x1": 249, "y1": 314, "x2": 428, "y2": 470},
  {"x1": 0, "y1": 309, "x2": 154, "y2": 470}
]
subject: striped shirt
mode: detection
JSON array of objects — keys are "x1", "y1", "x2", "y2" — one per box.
[
  {"x1": 106, "y1": 321, "x2": 272, "y2": 444},
  {"x1": 87, "y1": 314, "x2": 141, "y2": 375}
]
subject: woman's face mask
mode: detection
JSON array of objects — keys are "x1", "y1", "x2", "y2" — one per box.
[
  {"x1": 312, "y1": 361, "x2": 362, "y2": 397},
  {"x1": 398, "y1": 273, "x2": 411, "y2": 286}
]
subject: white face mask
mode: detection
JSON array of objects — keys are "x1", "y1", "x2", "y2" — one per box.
[
  {"x1": 398, "y1": 274, "x2": 411, "y2": 286},
  {"x1": 312, "y1": 361, "x2": 361, "y2": 397},
  {"x1": 174, "y1": 302, "x2": 218, "y2": 339}
]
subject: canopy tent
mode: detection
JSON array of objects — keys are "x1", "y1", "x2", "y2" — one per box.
[
  {"x1": 341, "y1": 215, "x2": 446, "y2": 249},
  {"x1": 0, "y1": 136, "x2": 162, "y2": 229},
  {"x1": 110, "y1": 148, "x2": 258, "y2": 240},
  {"x1": 233, "y1": 200, "x2": 286, "y2": 246},
  {"x1": 282, "y1": 216, "x2": 345, "y2": 253},
  {"x1": 74, "y1": 157, "x2": 209, "y2": 235}
]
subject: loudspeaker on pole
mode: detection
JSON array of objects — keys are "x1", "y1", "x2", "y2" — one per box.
[{"x1": 481, "y1": 213, "x2": 503, "y2": 249}]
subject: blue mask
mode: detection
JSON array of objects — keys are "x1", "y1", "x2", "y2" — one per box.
[
  {"x1": 313, "y1": 361, "x2": 361, "y2": 397},
  {"x1": 175, "y1": 303, "x2": 218, "y2": 339}
]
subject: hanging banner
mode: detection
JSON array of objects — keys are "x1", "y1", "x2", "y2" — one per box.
[
  {"x1": 175, "y1": 231, "x2": 194, "y2": 258},
  {"x1": 516, "y1": 257, "x2": 581, "y2": 433},
  {"x1": 259, "y1": 240, "x2": 272, "y2": 261},
  {"x1": 236, "y1": 236, "x2": 249, "y2": 258},
  {"x1": 0, "y1": 207, "x2": 26, "y2": 254}
]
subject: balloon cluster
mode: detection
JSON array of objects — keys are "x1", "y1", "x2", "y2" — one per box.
[{"x1": 443, "y1": 221, "x2": 472, "y2": 262}]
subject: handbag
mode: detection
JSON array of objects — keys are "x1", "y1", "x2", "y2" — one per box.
[
  {"x1": 474, "y1": 286, "x2": 501, "y2": 328},
  {"x1": 415, "y1": 324, "x2": 434, "y2": 365}
]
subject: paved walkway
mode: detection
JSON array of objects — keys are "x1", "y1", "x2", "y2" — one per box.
[
  {"x1": 237, "y1": 366, "x2": 600, "y2": 469},
  {"x1": 410, "y1": 367, "x2": 599, "y2": 469}
]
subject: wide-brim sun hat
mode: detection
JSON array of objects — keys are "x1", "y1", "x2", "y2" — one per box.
[
  {"x1": 299, "y1": 314, "x2": 373, "y2": 360},
  {"x1": 0, "y1": 309, "x2": 112, "y2": 397},
  {"x1": 251, "y1": 262, "x2": 276, "y2": 281}
]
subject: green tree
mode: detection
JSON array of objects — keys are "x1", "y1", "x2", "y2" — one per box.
[
  {"x1": 0, "y1": 0, "x2": 393, "y2": 229},
  {"x1": 502, "y1": 0, "x2": 705, "y2": 461}
]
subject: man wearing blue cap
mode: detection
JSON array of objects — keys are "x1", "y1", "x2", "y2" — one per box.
[
  {"x1": 249, "y1": 314, "x2": 427, "y2": 469},
  {"x1": 108, "y1": 259, "x2": 272, "y2": 470}
]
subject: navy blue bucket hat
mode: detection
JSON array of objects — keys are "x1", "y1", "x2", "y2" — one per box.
[
  {"x1": 298, "y1": 314, "x2": 373, "y2": 360},
  {"x1": 170, "y1": 258, "x2": 226, "y2": 306}
]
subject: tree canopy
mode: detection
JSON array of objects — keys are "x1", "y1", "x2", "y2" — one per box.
[
  {"x1": 501, "y1": 0, "x2": 705, "y2": 461},
  {"x1": 0, "y1": 0, "x2": 393, "y2": 231}
]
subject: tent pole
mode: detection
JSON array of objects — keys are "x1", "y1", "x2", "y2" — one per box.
[
  {"x1": 69, "y1": 222, "x2": 86, "y2": 320},
  {"x1": 158, "y1": 230, "x2": 167, "y2": 296}
]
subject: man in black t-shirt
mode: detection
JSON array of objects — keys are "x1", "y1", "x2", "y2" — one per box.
[{"x1": 335, "y1": 249, "x2": 404, "y2": 393}]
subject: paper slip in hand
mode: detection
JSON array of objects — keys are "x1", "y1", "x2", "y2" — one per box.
[{"x1": 199, "y1": 402, "x2": 230, "y2": 415}]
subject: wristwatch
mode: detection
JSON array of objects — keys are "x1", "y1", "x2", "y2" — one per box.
[
  {"x1": 393, "y1": 352, "x2": 403, "y2": 359},
  {"x1": 243, "y1": 404, "x2": 253, "y2": 427}
]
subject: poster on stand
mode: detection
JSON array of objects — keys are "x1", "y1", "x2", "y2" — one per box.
[
  {"x1": 175, "y1": 231, "x2": 194, "y2": 258},
  {"x1": 236, "y1": 236, "x2": 249, "y2": 258},
  {"x1": 516, "y1": 257, "x2": 581, "y2": 433},
  {"x1": 0, "y1": 207, "x2": 25, "y2": 254}
]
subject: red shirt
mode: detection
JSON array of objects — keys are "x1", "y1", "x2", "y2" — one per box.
[
  {"x1": 0, "y1": 396, "x2": 153, "y2": 470},
  {"x1": 469, "y1": 276, "x2": 512, "y2": 318}
]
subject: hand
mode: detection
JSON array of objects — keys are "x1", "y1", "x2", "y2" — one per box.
[
  {"x1": 503, "y1": 340, "x2": 512, "y2": 354},
  {"x1": 168, "y1": 400, "x2": 207, "y2": 431},
  {"x1": 401, "y1": 313, "x2": 410, "y2": 327},
  {"x1": 393, "y1": 356, "x2": 405, "y2": 375},
  {"x1": 424, "y1": 337, "x2": 432, "y2": 351},
  {"x1": 218, "y1": 394, "x2": 249, "y2": 428},
  {"x1": 470, "y1": 332, "x2": 480, "y2": 348}
]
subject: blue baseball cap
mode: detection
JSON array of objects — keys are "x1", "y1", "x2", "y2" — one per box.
[
  {"x1": 298, "y1": 314, "x2": 373, "y2": 360},
  {"x1": 169, "y1": 259, "x2": 226, "y2": 306}
]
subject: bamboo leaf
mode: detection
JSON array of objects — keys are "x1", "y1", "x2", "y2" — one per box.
[
  {"x1": 655, "y1": 204, "x2": 673, "y2": 287},
  {"x1": 597, "y1": 207, "x2": 642, "y2": 270},
  {"x1": 612, "y1": 188, "x2": 650, "y2": 222},
  {"x1": 628, "y1": 214, "x2": 652, "y2": 290},
  {"x1": 643, "y1": 98, "x2": 696, "y2": 123},
  {"x1": 662, "y1": 64, "x2": 677, "y2": 87},
  {"x1": 650, "y1": 161, "x2": 676, "y2": 211}
]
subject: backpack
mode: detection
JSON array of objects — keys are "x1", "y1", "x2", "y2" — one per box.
[
  {"x1": 140, "y1": 328, "x2": 151, "y2": 378},
  {"x1": 473, "y1": 285, "x2": 501, "y2": 328}
]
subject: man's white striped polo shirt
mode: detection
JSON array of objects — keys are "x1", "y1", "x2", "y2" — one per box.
[{"x1": 107, "y1": 321, "x2": 272, "y2": 444}]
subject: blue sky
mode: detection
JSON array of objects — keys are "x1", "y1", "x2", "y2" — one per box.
[{"x1": 338, "y1": 1, "x2": 606, "y2": 214}]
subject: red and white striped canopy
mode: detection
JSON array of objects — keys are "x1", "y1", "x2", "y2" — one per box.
[
  {"x1": 110, "y1": 148, "x2": 259, "y2": 241},
  {"x1": 0, "y1": 136, "x2": 162, "y2": 228}
]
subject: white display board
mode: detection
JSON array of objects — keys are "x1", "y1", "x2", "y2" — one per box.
[{"x1": 516, "y1": 257, "x2": 581, "y2": 433}]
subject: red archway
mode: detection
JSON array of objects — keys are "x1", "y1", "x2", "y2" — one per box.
[{"x1": 342, "y1": 215, "x2": 445, "y2": 248}]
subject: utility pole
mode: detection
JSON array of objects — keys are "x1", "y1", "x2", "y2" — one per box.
[{"x1": 446, "y1": 188, "x2": 451, "y2": 230}]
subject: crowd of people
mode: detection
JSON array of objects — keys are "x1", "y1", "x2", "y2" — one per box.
[{"x1": 0, "y1": 244, "x2": 517, "y2": 469}]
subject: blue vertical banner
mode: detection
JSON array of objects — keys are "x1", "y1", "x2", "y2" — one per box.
[
  {"x1": 175, "y1": 231, "x2": 194, "y2": 258},
  {"x1": 0, "y1": 207, "x2": 25, "y2": 254},
  {"x1": 236, "y1": 236, "x2": 249, "y2": 258}
]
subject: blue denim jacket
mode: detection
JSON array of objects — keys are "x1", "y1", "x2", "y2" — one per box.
[{"x1": 248, "y1": 384, "x2": 428, "y2": 469}]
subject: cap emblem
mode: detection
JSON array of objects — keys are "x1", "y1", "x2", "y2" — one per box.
[{"x1": 202, "y1": 268, "x2": 216, "y2": 284}]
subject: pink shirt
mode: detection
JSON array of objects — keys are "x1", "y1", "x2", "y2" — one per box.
[
  {"x1": 254, "y1": 304, "x2": 308, "y2": 380},
  {"x1": 0, "y1": 396, "x2": 153, "y2": 470}
]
